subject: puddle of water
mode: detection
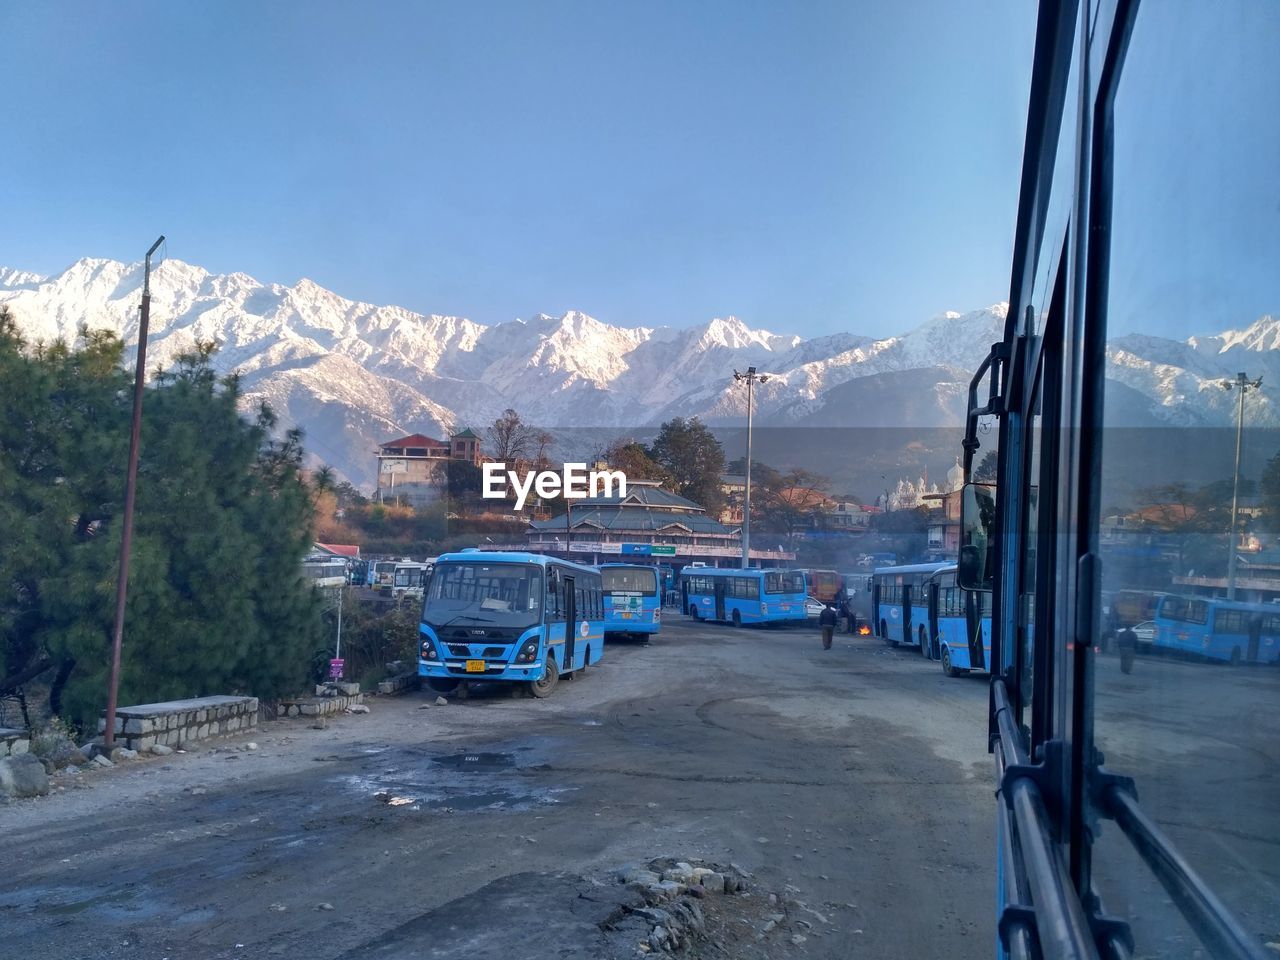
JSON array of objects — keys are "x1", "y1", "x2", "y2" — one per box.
[
  {"x1": 431, "y1": 752, "x2": 516, "y2": 770},
  {"x1": 0, "y1": 884, "x2": 172, "y2": 922},
  {"x1": 337, "y1": 741, "x2": 574, "y2": 813}
]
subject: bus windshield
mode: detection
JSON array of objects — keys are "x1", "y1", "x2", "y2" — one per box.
[
  {"x1": 763, "y1": 571, "x2": 805, "y2": 595},
  {"x1": 422, "y1": 561, "x2": 543, "y2": 629},
  {"x1": 601, "y1": 567, "x2": 657, "y2": 595}
]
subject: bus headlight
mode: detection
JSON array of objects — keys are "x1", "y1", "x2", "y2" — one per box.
[
  {"x1": 420, "y1": 638, "x2": 438, "y2": 660},
  {"x1": 516, "y1": 639, "x2": 539, "y2": 663}
]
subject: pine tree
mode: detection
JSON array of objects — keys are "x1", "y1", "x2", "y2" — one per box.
[{"x1": 1, "y1": 316, "x2": 323, "y2": 732}]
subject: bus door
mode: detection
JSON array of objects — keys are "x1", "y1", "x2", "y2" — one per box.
[
  {"x1": 927, "y1": 581, "x2": 940, "y2": 655},
  {"x1": 714, "y1": 578, "x2": 727, "y2": 621},
  {"x1": 563, "y1": 576, "x2": 577, "y2": 667},
  {"x1": 966, "y1": 591, "x2": 986, "y2": 670},
  {"x1": 1248, "y1": 616, "x2": 1261, "y2": 663},
  {"x1": 901, "y1": 582, "x2": 913, "y2": 642}
]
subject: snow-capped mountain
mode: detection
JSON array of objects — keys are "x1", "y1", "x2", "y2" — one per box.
[{"x1": 1, "y1": 256, "x2": 1275, "y2": 488}]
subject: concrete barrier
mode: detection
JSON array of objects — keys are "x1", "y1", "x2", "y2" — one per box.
[{"x1": 97, "y1": 696, "x2": 258, "y2": 751}]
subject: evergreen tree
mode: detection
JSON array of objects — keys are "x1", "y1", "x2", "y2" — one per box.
[
  {"x1": 0, "y1": 314, "x2": 322, "y2": 732},
  {"x1": 648, "y1": 417, "x2": 726, "y2": 513}
]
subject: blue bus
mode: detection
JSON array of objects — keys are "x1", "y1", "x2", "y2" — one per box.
[
  {"x1": 929, "y1": 565, "x2": 992, "y2": 678},
  {"x1": 680, "y1": 567, "x2": 807, "y2": 626},
  {"x1": 871, "y1": 562, "x2": 951, "y2": 649},
  {"x1": 1152, "y1": 595, "x2": 1280, "y2": 665},
  {"x1": 600, "y1": 563, "x2": 662, "y2": 639},
  {"x1": 417, "y1": 551, "x2": 604, "y2": 698}
]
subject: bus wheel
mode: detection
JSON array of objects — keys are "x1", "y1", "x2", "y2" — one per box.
[
  {"x1": 531, "y1": 656, "x2": 560, "y2": 698},
  {"x1": 941, "y1": 647, "x2": 962, "y2": 678},
  {"x1": 880, "y1": 620, "x2": 889, "y2": 643},
  {"x1": 427, "y1": 678, "x2": 459, "y2": 694},
  {"x1": 732, "y1": 610, "x2": 742, "y2": 628},
  {"x1": 688, "y1": 604, "x2": 699, "y2": 618},
  {"x1": 1230, "y1": 647, "x2": 1242, "y2": 667}
]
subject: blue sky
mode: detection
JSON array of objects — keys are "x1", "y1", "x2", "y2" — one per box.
[{"x1": 6, "y1": 2, "x2": 1040, "y2": 337}]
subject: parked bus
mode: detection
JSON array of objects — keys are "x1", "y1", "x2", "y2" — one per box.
[
  {"x1": 797, "y1": 568, "x2": 842, "y2": 604},
  {"x1": 417, "y1": 551, "x2": 603, "y2": 698},
  {"x1": 1152, "y1": 596, "x2": 1280, "y2": 665},
  {"x1": 301, "y1": 557, "x2": 347, "y2": 589},
  {"x1": 870, "y1": 561, "x2": 951, "y2": 649},
  {"x1": 392, "y1": 560, "x2": 433, "y2": 601},
  {"x1": 599, "y1": 563, "x2": 662, "y2": 639},
  {"x1": 681, "y1": 567, "x2": 806, "y2": 626},
  {"x1": 371, "y1": 559, "x2": 398, "y2": 592}
]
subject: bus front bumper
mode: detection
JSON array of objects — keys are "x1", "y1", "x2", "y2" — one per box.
[{"x1": 418, "y1": 660, "x2": 542, "y2": 682}]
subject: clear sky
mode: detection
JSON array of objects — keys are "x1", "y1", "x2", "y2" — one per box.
[{"x1": 5, "y1": 1, "x2": 1039, "y2": 337}]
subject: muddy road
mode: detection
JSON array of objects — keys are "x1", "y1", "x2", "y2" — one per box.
[{"x1": 0, "y1": 618, "x2": 994, "y2": 959}]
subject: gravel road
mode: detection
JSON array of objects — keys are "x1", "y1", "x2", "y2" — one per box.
[{"x1": 0, "y1": 616, "x2": 995, "y2": 959}]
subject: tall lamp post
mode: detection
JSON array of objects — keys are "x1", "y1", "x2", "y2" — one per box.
[
  {"x1": 103, "y1": 236, "x2": 165, "y2": 750},
  {"x1": 1222, "y1": 372, "x2": 1262, "y2": 600},
  {"x1": 733, "y1": 367, "x2": 770, "y2": 568}
]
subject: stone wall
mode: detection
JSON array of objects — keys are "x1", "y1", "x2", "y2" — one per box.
[
  {"x1": 377, "y1": 672, "x2": 421, "y2": 695},
  {"x1": 279, "y1": 692, "x2": 363, "y2": 717},
  {"x1": 97, "y1": 696, "x2": 258, "y2": 751},
  {"x1": 0, "y1": 727, "x2": 30, "y2": 757}
]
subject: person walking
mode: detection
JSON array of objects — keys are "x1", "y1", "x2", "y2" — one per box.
[
  {"x1": 1117, "y1": 624, "x2": 1138, "y2": 674},
  {"x1": 819, "y1": 603, "x2": 838, "y2": 650}
]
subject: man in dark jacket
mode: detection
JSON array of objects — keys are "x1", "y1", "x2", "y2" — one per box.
[
  {"x1": 819, "y1": 604, "x2": 838, "y2": 650},
  {"x1": 1117, "y1": 624, "x2": 1138, "y2": 674}
]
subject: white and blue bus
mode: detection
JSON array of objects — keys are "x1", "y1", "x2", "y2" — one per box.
[
  {"x1": 417, "y1": 551, "x2": 605, "y2": 698},
  {"x1": 1152, "y1": 595, "x2": 1280, "y2": 665},
  {"x1": 600, "y1": 563, "x2": 662, "y2": 639},
  {"x1": 680, "y1": 567, "x2": 807, "y2": 626}
]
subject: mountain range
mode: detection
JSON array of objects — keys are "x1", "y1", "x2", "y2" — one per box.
[{"x1": 2, "y1": 257, "x2": 1277, "y2": 493}]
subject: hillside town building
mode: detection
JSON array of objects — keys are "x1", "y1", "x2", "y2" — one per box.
[
  {"x1": 374, "y1": 429, "x2": 482, "y2": 506},
  {"x1": 514, "y1": 481, "x2": 795, "y2": 568}
]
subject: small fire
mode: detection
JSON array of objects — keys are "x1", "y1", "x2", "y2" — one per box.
[{"x1": 858, "y1": 625, "x2": 872, "y2": 636}]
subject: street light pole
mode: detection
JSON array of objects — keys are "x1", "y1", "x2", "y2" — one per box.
[
  {"x1": 1222, "y1": 372, "x2": 1262, "y2": 600},
  {"x1": 734, "y1": 367, "x2": 770, "y2": 568},
  {"x1": 103, "y1": 235, "x2": 164, "y2": 750}
]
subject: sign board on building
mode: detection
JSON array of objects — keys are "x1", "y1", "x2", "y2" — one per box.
[
  {"x1": 621, "y1": 543, "x2": 651, "y2": 555},
  {"x1": 569, "y1": 542, "x2": 622, "y2": 554},
  {"x1": 650, "y1": 545, "x2": 676, "y2": 555},
  {"x1": 380, "y1": 459, "x2": 407, "y2": 474}
]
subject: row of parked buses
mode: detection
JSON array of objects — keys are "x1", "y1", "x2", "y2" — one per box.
[
  {"x1": 870, "y1": 562, "x2": 994, "y2": 678},
  {"x1": 412, "y1": 554, "x2": 895, "y2": 698}
]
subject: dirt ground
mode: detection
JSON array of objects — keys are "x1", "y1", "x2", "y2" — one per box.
[{"x1": 0, "y1": 617, "x2": 996, "y2": 959}]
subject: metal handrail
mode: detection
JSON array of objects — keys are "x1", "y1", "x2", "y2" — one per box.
[
  {"x1": 994, "y1": 680, "x2": 1101, "y2": 959},
  {"x1": 1102, "y1": 785, "x2": 1270, "y2": 960}
]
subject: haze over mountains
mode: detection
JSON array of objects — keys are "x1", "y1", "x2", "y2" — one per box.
[{"x1": 2, "y1": 257, "x2": 1277, "y2": 490}]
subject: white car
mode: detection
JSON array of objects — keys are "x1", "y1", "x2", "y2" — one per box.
[
  {"x1": 805, "y1": 596, "x2": 828, "y2": 619},
  {"x1": 1133, "y1": 621, "x2": 1156, "y2": 646}
]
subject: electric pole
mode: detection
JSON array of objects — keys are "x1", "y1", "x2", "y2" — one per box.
[
  {"x1": 734, "y1": 367, "x2": 770, "y2": 568},
  {"x1": 1222, "y1": 372, "x2": 1262, "y2": 601},
  {"x1": 103, "y1": 236, "x2": 164, "y2": 750}
]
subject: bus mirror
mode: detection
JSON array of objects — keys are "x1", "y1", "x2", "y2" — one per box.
[{"x1": 958, "y1": 482, "x2": 996, "y2": 592}]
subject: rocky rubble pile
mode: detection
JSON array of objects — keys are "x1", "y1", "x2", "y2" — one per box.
[{"x1": 609, "y1": 858, "x2": 753, "y2": 954}]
